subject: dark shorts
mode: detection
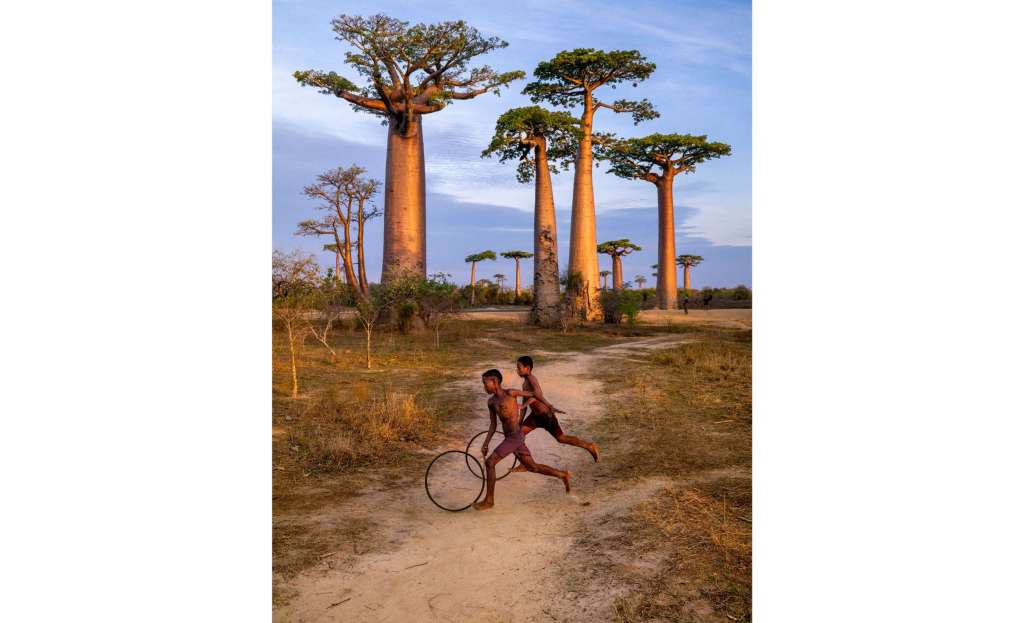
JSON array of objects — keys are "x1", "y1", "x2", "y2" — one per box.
[
  {"x1": 490, "y1": 432, "x2": 532, "y2": 461},
  {"x1": 522, "y1": 410, "x2": 564, "y2": 438}
]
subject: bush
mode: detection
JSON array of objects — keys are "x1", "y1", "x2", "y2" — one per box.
[{"x1": 600, "y1": 289, "x2": 643, "y2": 324}]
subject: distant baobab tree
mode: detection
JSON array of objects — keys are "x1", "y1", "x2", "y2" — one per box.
[
  {"x1": 600, "y1": 270, "x2": 611, "y2": 290},
  {"x1": 500, "y1": 250, "x2": 534, "y2": 297},
  {"x1": 494, "y1": 274, "x2": 507, "y2": 291},
  {"x1": 634, "y1": 275, "x2": 647, "y2": 288},
  {"x1": 597, "y1": 239, "x2": 641, "y2": 291},
  {"x1": 295, "y1": 165, "x2": 380, "y2": 297},
  {"x1": 465, "y1": 250, "x2": 496, "y2": 305},
  {"x1": 482, "y1": 106, "x2": 579, "y2": 326},
  {"x1": 676, "y1": 254, "x2": 704, "y2": 291},
  {"x1": 599, "y1": 133, "x2": 731, "y2": 309},
  {"x1": 295, "y1": 15, "x2": 524, "y2": 282},
  {"x1": 524, "y1": 49, "x2": 659, "y2": 320}
]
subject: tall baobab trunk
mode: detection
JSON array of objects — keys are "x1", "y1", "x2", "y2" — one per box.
[
  {"x1": 334, "y1": 250, "x2": 342, "y2": 283},
  {"x1": 683, "y1": 265, "x2": 692, "y2": 290},
  {"x1": 656, "y1": 177, "x2": 678, "y2": 309},
  {"x1": 532, "y1": 142, "x2": 561, "y2": 326},
  {"x1": 606, "y1": 255, "x2": 622, "y2": 288},
  {"x1": 381, "y1": 115, "x2": 427, "y2": 282},
  {"x1": 567, "y1": 97, "x2": 602, "y2": 321},
  {"x1": 470, "y1": 261, "x2": 478, "y2": 305}
]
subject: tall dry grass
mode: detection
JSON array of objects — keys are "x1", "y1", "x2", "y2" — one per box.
[{"x1": 287, "y1": 385, "x2": 438, "y2": 472}]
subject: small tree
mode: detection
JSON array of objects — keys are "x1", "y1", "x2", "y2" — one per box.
[
  {"x1": 676, "y1": 254, "x2": 704, "y2": 291},
  {"x1": 500, "y1": 250, "x2": 534, "y2": 297},
  {"x1": 597, "y1": 239, "x2": 641, "y2": 290},
  {"x1": 465, "y1": 250, "x2": 496, "y2": 305},
  {"x1": 634, "y1": 275, "x2": 647, "y2": 288},
  {"x1": 418, "y1": 274, "x2": 464, "y2": 349},
  {"x1": 272, "y1": 251, "x2": 322, "y2": 397},
  {"x1": 323, "y1": 243, "x2": 344, "y2": 283},
  {"x1": 600, "y1": 270, "x2": 611, "y2": 290},
  {"x1": 494, "y1": 273, "x2": 506, "y2": 291}
]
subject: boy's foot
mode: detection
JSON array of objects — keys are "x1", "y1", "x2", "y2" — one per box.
[
  {"x1": 473, "y1": 500, "x2": 494, "y2": 511},
  {"x1": 587, "y1": 442, "x2": 600, "y2": 463},
  {"x1": 562, "y1": 471, "x2": 572, "y2": 494},
  {"x1": 511, "y1": 464, "x2": 528, "y2": 473}
]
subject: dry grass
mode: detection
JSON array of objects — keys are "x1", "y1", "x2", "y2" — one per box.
[{"x1": 591, "y1": 327, "x2": 752, "y2": 621}]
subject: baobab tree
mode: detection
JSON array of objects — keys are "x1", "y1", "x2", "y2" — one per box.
[
  {"x1": 500, "y1": 250, "x2": 534, "y2": 297},
  {"x1": 482, "y1": 106, "x2": 579, "y2": 326},
  {"x1": 634, "y1": 275, "x2": 647, "y2": 288},
  {"x1": 600, "y1": 270, "x2": 611, "y2": 290},
  {"x1": 597, "y1": 239, "x2": 641, "y2": 291},
  {"x1": 494, "y1": 274, "x2": 507, "y2": 291},
  {"x1": 599, "y1": 133, "x2": 731, "y2": 309},
  {"x1": 465, "y1": 250, "x2": 496, "y2": 305},
  {"x1": 295, "y1": 15, "x2": 524, "y2": 282},
  {"x1": 676, "y1": 254, "x2": 704, "y2": 291},
  {"x1": 524, "y1": 49, "x2": 658, "y2": 320},
  {"x1": 296, "y1": 165, "x2": 380, "y2": 296}
]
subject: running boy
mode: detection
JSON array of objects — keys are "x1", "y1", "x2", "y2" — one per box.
[
  {"x1": 473, "y1": 368, "x2": 571, "y2": 511},
  {"x1": 515, "y1": 355, "x2": 599, "y2": 463}
]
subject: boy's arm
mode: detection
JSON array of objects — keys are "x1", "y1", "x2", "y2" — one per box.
[
  {"x1": 481, "y1": 403, "x2": 498, "y2": 457},
  {"x1": 523, "y1": 375, "x2": 567, "y2": 414}
]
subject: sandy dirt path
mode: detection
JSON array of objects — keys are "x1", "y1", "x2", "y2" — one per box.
[{"x1": 274, "y1": 336, "x2": 690, "y2": 622}]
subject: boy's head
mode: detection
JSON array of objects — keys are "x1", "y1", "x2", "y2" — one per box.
[
  {"x1": 481, "y1": 368, "x2": 503, "y2": 394},
  {"x1": 515, "y1": 355, "x2": 534, "y2": 377}
]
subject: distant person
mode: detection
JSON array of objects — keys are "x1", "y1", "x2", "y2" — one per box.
[
  {"x1": 682, "y1": 295, "x2": 690, "y2": 315},
  {"x1": 702, "y1": 293, "x2": 713, "y2": 311}
]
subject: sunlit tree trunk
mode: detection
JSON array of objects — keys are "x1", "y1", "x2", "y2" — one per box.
[
  {"x1": 333, "y1": 228, "x2": 359, "y2": 291},
  {"x1": 567, "y1": 95, "x2": 602, "y2": 320},
  {"x1": 532, "y1": 142, "x2": 561, "y2": 326},
  {"x1": 683, "y1": 265, "x2": 692, "y2": 290},
  {"x1": 513, "y1": 258, "x2": 522, "y2": 296},
  {"x1": 334, "y1": 251, "x2": 342, "y2": 283},
  {"x1": 612, "y1": 255, "x2": 623, "y2": 290},
  {"x1": 656, "y1": 176, "x2": 678, "y2": 309},
  {"x1": 382, "y1": 115, "x2": 426, "y2": 282},
  {"x1": 470, "y1": 261, "x2": 477, "y2": 305},
  {"x1": 286, "y1": 322, "x2": 299, "y2": 398},
  {"x1": 357, "y1": 214, "x2": 369, "y2": 295}
]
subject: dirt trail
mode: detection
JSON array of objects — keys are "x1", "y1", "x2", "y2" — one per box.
[{"x1": 274, "y1": 336, "x2": 689, "y2": 622}]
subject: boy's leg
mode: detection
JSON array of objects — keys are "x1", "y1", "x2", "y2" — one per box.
[
  {"x1": 472, "y1": 454, "x2": 499, "y2": 510},
  {"x1": 543, "y1": 414, "x2": 600, "y2": 462},
  {"x1": 518, "y1": 453, "x2": 572, "y2": 493}
]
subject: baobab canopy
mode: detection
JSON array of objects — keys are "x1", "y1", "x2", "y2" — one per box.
[
  {"x1": 480, "y1": 106, "x2": 580, "y2": 183},
  {"x1": 599, "y1": 133, "x2": 732, "y2": 181},
  {"x1": 294, "y1": 16, "x2": 525, "y2": 134},
  {"x1": 523, "y1": 49, "x2": 659, "y2": 123},
  {"x1": 294, "y1": 15, "x2": 525, "y2": 283}
]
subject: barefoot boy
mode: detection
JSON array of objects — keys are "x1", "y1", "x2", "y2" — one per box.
[
  {"x1": 515, "y1": 356, "x2": 599, "y2": 463},
  {"x1": 473, "y1": 368, "x2": 571, "y2": 511}
]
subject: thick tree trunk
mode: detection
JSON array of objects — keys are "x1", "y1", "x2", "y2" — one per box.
[
  {"x1": 381, "y1": 115, "x2": 426, "y2": 282},
  {"x1": 656, "y1": 177, "x2": 678, "y2": 309},
  {"x1": 612, "y1": 255, "x2": 623, "y2": 290},
  {"x1": 470, "y1": 262, "x2": 477, "y2": 305},
  {"x1": 531, "y1": 142, "x2": 561, "y2": 327},
  {"x1": 684, "y1": 265, "x2": 692, "y2": 290},
  {"x1": 514, "y1": 259, "x2": 521, "y2": 297},
  {"x1": 567, "y1": 96, "x2": 602, "y2": 321}
]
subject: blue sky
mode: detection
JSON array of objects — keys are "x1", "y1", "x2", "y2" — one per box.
[{"x1": 273, "y1": 0, "x2": 751, "y2": 288}]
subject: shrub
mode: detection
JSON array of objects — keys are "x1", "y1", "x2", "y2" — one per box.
[{"x1": 601, "y1": 289, "x2": 643, "y2": 324}]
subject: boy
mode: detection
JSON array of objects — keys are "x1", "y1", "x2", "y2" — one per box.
[
  {"x1": 515, "y1": 355, "x2": 599, "y2": 463},
  {"x1": 473, "y1": 368, "x2": 571, "y2": 511}
]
